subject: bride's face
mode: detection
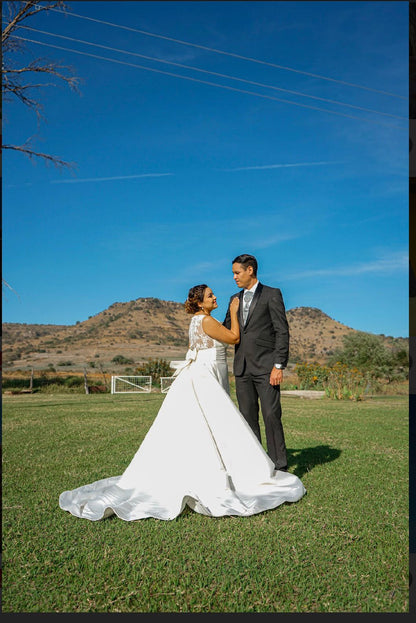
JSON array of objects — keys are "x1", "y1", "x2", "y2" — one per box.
[{"x1": 201, "y1": 287, "x2": 218, "y2": 312}]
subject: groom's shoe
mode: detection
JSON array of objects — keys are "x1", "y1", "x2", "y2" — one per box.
[{"x1": 276, "y1": 466, "x2": 288, "y2": 472}]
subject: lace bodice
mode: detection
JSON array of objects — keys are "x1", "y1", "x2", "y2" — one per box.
[{"x1": 189, "y1": 314, "x2": 221, "y2": 351}]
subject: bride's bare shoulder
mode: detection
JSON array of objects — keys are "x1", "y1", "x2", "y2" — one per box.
[{"x1": 202, "y1": 315, "x2": 220, "y2": 327}]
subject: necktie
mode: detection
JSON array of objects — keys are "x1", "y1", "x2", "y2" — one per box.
[{"x1": 243, "y1": 290, "x2": 254, "y2": 324}]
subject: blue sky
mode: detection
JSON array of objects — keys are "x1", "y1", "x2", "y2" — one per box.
[{"x1": 2, "y1": 1, "x2": 408, "y2": 337}]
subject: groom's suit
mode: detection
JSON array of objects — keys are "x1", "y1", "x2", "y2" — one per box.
[{"x1": 224, "y1": 282, "x2": 289, "y2": 470}]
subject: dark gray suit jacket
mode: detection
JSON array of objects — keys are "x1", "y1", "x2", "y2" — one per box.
[{"x1": 224, "y1": 283, "x2": 289, "y2": 377}]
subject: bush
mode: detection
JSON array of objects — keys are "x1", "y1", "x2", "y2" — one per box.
[
  {"x1": 322, "y1": 362, "x2": 372, "y2": 401},
  {"x1": 3, "y1": 374, "x2": 87, "y2": 393},
  {"x1": 135, "y1": 358, "x2": 173, "y2": 387},
  {"x1": 2, "y1": 378, "x2": 33, "y2": 390},
  {"x1": 112, "y1": 355, "x2": 134, "y2": 365},
  {"x1": 63, "y1": 376, "x2": 83, "y2": 388},
  {"x1": 294, "y1": 362, "x2": 329, "y2": 390},
  {"x1": 294, "y1": 361, "x2": 372, "y2": 400}
]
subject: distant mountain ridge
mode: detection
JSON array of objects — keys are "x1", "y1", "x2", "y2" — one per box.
[{"x1": 2, "y1": 297, "x2": 407, "y2": 371}]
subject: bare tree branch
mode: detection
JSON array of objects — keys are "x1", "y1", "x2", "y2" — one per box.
[
  {"x1": 2, "y1": 1, "x2": 66, "y2": 49},
  {"x1": 2, "y1": 1, "x2": 80, "y2": 168},
  {"x1": 2, "y1": 279, "x2": 20, "y2": 300},
  {"x1": 4, "y1": 60, "x2": 80, "y2": 85},
  {"x1": 3, "y1": 142, "x2": 77, "y2": 169}
]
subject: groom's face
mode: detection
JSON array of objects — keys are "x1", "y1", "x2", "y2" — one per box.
[{"x1": 232, "y1": 263, "x2": 254, "y2": 290}]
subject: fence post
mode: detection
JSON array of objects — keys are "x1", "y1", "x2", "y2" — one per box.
[{"x1": 83, "y1": 368, "x2": 89, "y2": 394}]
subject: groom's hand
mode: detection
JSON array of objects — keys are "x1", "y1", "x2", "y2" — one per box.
[{"x1": 269, "y1": 367, "x2": 283, "y2": 386}]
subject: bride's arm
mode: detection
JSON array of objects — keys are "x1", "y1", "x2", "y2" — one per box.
[{"x1": 202, "y1": 297, "x2": 240, "y2": 344}]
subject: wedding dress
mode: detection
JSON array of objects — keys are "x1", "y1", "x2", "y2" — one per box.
[{"x1": 59, "y1": 315, "x2": 306, "y2": 521}]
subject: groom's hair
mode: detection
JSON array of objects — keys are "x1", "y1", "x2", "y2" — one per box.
[{"x1": 233, "y1": 254, "x2": 258, "y2": 276}]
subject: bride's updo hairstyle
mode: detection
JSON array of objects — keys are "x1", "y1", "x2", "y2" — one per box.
[{"x1": 185, "y1": 284, "x2": 208, "y2": 314}]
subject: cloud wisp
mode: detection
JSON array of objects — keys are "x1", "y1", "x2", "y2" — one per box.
[
  {"x1": 50, "y1": 173, "x2": 173, "y2": 184},
  {"x1": 221, "y1": 161, "x2": 343, "y2": 172},
  {"x1": 251, "y1": 232, "x2": 302, "y2": 249},
  {"x1": 283, "y1": 252, "x2": 407, "y2": 280}
]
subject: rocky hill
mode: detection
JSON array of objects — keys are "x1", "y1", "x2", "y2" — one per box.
[{"x1": 2, "y1": 297, "x2": 407, "y2": 373}]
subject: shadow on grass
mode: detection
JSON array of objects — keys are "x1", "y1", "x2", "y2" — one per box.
[{"x1": 287, "y1": 444, "x2": 341, "y2": 479}]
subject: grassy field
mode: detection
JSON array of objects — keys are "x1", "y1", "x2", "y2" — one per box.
[{"x1": 2, "y1": 391, "x2": 409, "y2": 613}]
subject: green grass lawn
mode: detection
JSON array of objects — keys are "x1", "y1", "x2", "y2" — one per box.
[{"x1": 2, "y1": 392, "x2": 409, "y2": 613}]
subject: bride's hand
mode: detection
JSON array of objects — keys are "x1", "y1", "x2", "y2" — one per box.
[{"x1": 230, "y1": 297, "x2": 239, "y2": 314}]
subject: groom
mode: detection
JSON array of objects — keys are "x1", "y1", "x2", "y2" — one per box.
[{"x1": 224, "y1": 254, "x2": 290, "y2": 472}]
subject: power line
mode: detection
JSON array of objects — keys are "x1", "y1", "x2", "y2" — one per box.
[
  {"x1": 17, "y1": 25, "x2": 407, "y2": 121},
  {"x1": 10, "y1": 34, "x2": 405, "y2": 129},
  {"x1": 38, "y1": 3, "x2": 406, "y2": 100}
]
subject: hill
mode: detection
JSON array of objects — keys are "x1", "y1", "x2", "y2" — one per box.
[{"x1": 2, "y1": 297, "x2": 407, "y2": 373}]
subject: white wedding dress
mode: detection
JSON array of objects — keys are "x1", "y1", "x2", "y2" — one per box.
[{"x1": 59, "y1": 315, "x2": 306, "y2": 521}]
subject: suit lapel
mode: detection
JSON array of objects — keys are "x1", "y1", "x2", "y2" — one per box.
[
  {"x1": 238, "y1": 290, "x2": 245, "y2": 326},
  {"x1": 245, "y1": 282, "x2": 262, "y2": 328}
]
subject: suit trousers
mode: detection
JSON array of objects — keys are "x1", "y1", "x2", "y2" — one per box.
[{"x1": 235, "y1": 372, "x2": 288, "y2": 471}]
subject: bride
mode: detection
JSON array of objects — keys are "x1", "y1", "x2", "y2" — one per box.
[{"x1": 59, "y1": 285, "x2": 306, "y2": 521}]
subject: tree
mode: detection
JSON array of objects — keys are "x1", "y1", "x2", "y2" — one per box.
[
  {"x1": 2, "y1": 0, "x2": 80, "y2": 168},
  {"x1": 328, "y1": 331, "x2": 408, "y2": 383}
]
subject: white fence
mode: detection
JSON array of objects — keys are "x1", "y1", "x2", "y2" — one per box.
[{"x1": 111, "y1": 376, "x2": 152, "y2": 394}]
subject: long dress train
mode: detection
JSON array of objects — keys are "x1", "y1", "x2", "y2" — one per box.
[{"x1": 59, "y1": 315, "x2": 306, "y2": 521}]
